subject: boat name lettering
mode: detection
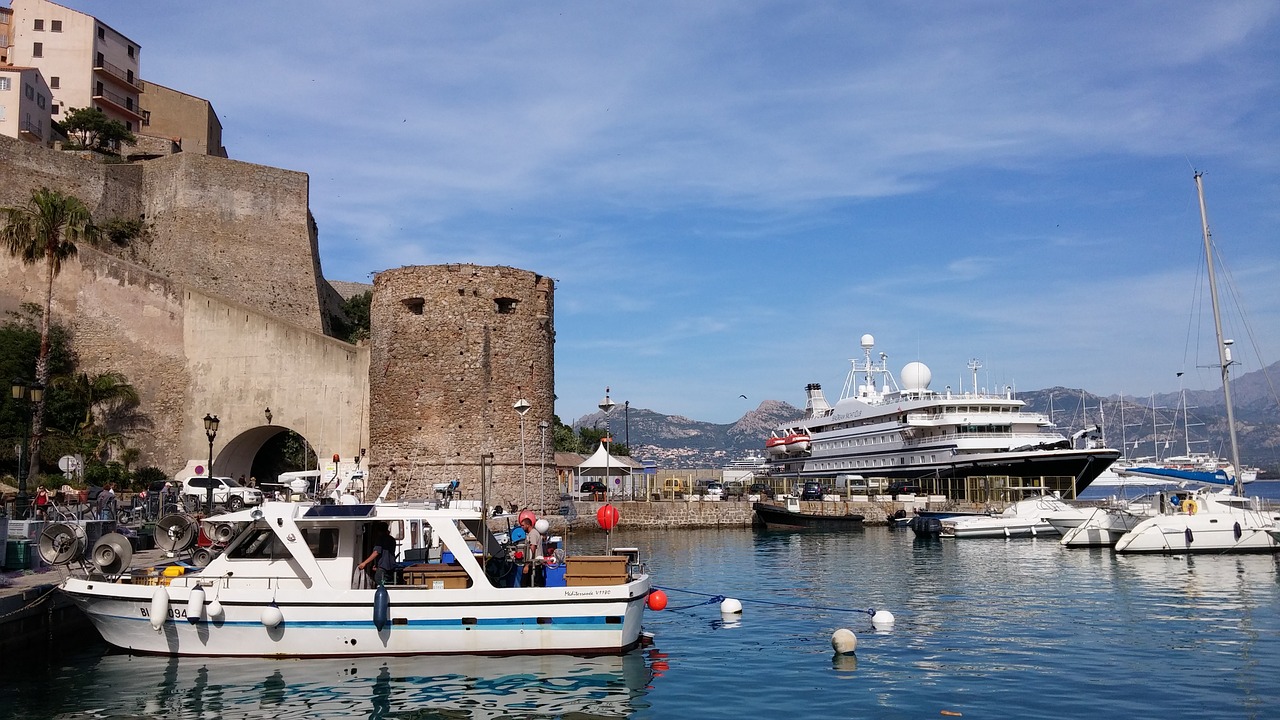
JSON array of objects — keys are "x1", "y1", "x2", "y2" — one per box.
[
  {"x1": 140, "y1": 607, "x2": 187, "y2": 619},
  {"x1": 564, "y1": 589, "x2": 610, "y2": 597}
]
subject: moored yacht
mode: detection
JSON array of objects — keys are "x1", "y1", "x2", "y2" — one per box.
[{"x1": 764, "y1": 335, "x2": 1120, "y2": 495}]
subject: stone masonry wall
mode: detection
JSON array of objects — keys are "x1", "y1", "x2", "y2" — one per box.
[{"x1": 369, "y1": 264, "x2": 555, "y2": 509}]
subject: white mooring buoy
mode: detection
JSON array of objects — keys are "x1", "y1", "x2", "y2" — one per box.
[
  {"x1": 831, "y1": 628, "x2": 858, "y2": 654},
  {"x1": 720, "y1": 597, "x2": 743, "y2": 615},
  {"x1": 871, "y1": 609, "x2": 895, "y2": 628}
]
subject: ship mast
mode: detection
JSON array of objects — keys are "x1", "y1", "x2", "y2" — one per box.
[{"x1": 1194, "y1": 171, "x2": 1244, "y2": 496}]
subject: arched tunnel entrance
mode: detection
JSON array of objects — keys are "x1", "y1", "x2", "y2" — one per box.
[{"x1": 212, "y1": 424, "x2": 317, "y2": 486}]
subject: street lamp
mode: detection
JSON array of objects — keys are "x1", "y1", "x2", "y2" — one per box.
[
  {"x1": 203, "y1": 413, "x2": 220, "y2": 514},
  {"x1": 599, "y1": 388, "x2": 615, "y2": 498},
  {"x1": 538, "y1": 420, "x2": 550, "y2": 511},
  {"x1": 513, "y1": 398, "x2": 531, "y2": 507},
  {"x1": 11, "y1": 380, "x2": 44, "y2": 519},
  {"x1": 624, "y1": 400, "x2": 630, "y2": 449}
]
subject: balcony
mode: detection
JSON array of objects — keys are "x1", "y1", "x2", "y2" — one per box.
[
  {"x1": 19, "y1": 116, "x2": 44, "y2": 141},
  {"x1": 93, "y1": 58, "x2": 141, "y2": 90},
  {"x1": 91, "y1": 84, "x2": 144, "y2": 122}
]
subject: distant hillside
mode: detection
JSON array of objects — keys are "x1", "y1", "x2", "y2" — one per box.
[{"x1": 574, "y1": 362, "x2": 1280, "y2": 474}]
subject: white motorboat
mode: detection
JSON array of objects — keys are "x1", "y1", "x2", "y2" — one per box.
[
  {"x1": 49, "y1": 500, "x2": 652, "y2": 657},
  {"x1": 939, "y1": 494, "x2": 1075, "y2": 539},
  {"x1": 1055, "y1": 496, "x2": 1161, "y2": 548},
  {"x1": 1112, "y1": 487, "x2": 1279, "y2": 554},
  {"x1": 765, "y1": 338, "x2": 1120, "y2": 496}
]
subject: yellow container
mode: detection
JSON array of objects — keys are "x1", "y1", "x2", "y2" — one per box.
[{"x1": 162, "y1": 565, "x2": 185, "y2": 577}]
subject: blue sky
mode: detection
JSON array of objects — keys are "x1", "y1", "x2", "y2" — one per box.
[{"x1": 77, "y1": 1, "x2": 1280, "y2": 424}]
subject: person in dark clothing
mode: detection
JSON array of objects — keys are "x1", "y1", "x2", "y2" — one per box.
[{"x1": 358, "y1": 522, "x2": 397, "y2": 585}]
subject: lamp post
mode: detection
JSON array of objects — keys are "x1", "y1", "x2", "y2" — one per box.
[
  {"x1": 203, "y1": 414, "x2": 220, "y2": 514},
  {"x1": 513, "y1": 398, "x2": 531, "y2": 508},
  {"x1": 538, "y1": 420, "x2": 550, "y2": 512},
  {"x1": 624, "y1": 400, "x2": 630, "y2": 449},
  {"x1": 599, "y1": 388, "x2": 615, "y2": 498},
  {"x1": 11, "y1": 380, "x2": 44, "y2": 519}
]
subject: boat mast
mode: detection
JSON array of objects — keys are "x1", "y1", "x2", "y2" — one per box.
[{"x1": 1194, "y1": 171, "x2": 1244, "y2": 496}]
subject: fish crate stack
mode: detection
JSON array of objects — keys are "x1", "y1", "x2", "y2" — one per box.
[
  {"x1": 564, "y1": 555, "x2": 629, "y2": 586},
  {"x1": 400, "y1": 563, "x2": 472, "y2": 589}
]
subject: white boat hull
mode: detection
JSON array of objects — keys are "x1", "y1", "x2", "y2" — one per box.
[
  {"x1": 63, "y1": 577, "x2": 651, "y2": 657},
  {"x1": 1058, "y1": 507, "x2": 1151, "y2": 547},
  {"x1": 940, "y1": 519, "x2": 1059, "y2": 539},
  {"x1": 1113, "y1": 513, "x2": 1280, "y2": 554}
]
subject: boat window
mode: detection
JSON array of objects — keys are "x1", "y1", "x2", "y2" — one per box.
[
  {"x1": 301, "y1": 528, "x2": 340, "y2": 559},
  {"x1": 228, "y1": 529, "x2": 285, "y2": 560}
]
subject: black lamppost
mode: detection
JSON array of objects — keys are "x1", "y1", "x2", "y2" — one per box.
[
  {"x1": 624, "y1": 400, "x2": 630, "y2": 449},
  {"x1": 11, "y1": 380, "x2": 44, "y2": 519},
  {"x1": 203, "y1": 413, "x2": 220, "y2": 514}
]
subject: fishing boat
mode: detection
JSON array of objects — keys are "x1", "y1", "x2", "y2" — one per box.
[
  {"x1": 48, "y1": 500, "x2": 653, "y2": 657},
  {"x1": 938, "y1": 494, "x2": 1074, "y2": 539},
  {"x1": 752, "y1": 497, "x2": 865, "y2": 530},
  {"x1": 765, "y1": 339, "x2": 1120, "y2": 497},
  {"x1": 1113, "y1": 172, "x2": 1279, "y2": 555}
]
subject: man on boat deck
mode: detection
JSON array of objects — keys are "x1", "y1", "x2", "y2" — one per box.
[
  {"x1": 358, "y1": 522, "x2": 397, "y2": 585},
  {"x1": 519, "y1": 515, "x2": 543, "y2": 587}
]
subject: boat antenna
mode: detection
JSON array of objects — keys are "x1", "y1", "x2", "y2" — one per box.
[
  {"x1": 968, "y1": 358, "x2": 982, "y2": 396},
  {"x1": 1194, "y1": 171, "x2": 1244, "y2": 496}
]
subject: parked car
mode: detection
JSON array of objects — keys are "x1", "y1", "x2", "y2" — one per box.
[
  {"x1": 702, "y1": 481, "x2": 724, "y2": 500},
  {"x1": 799, "y1": 481, "x2": 824, "y2": 501},
  {"x1": 579, "y1": 481, "x2": 608, "y2": 498},
  {"x1": 724, "y1": 481, "x2": 746, "y2": 499},
  {"x1": 747, "y1": 482, "x2": 774, "y2": 499},
  {"x1": 887, "y1": 482, "x2": 922, "y2": 499},
  {"x1": 181, "y1": 476, "x2": 264, "y2": 510}
]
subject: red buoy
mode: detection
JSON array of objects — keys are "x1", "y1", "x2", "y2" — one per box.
[
  {"x1": 596, "y1": 504, "x2": 620, "y2": 530},
  {"x1": 647, "y1": 589, "x2": 667, "y2": 611}
]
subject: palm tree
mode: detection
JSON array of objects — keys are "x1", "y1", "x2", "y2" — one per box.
[
  {"x1": 51, "y1": 371, "x2": 142, "y2": 463},
  {"x1": 2, "y1": 187, "x2": 99, "y2": 473}
]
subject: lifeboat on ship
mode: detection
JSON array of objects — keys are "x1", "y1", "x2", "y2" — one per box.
[
  {"x1": 765, "y1": 435, "x2": 788, "y2": 457},
  {"x1": 783, "y1": 433, "x2": 811, "y2": 454}
]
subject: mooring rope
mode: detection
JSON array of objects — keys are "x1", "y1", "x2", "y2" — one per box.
[
  {"x1": 0, "y1": 584, "x2": 60, "y2": 621},
  {"x1": 654, "y1": 585, "x2": 876, "y2": 617}
]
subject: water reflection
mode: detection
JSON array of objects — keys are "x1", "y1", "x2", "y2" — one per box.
[{"x1": 70, "y1": 650, "x2": 653, "y2": 719}]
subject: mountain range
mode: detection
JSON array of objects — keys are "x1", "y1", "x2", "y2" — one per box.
[{"x1": 573, "y1": 361, "x2": 1280, "y2": 475}]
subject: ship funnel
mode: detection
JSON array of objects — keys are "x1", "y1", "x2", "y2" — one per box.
[{"x1": 804, "y1": 383, "x2": 831, "y2": 417}]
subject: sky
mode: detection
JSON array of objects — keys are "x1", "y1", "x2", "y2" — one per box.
[{"x1": 58, "y1": 1, "x2": 1280, "y2": 424}]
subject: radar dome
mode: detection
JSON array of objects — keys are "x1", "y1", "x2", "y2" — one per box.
[
  {"x1": 900, "y1": 362, "x2": 932, "y2": 392},
  {"x1": 860, "y1": 334, "x2": 875, "y2": 349}
]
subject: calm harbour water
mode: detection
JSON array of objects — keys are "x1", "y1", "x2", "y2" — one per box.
[{"x1": 5, "y1": 484, "x2": 1280, "y2": 719}]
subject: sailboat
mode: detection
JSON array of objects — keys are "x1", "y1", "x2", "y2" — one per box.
[{"x1": 1114, "y1": 172, "x2": 1280, "y2": 554}]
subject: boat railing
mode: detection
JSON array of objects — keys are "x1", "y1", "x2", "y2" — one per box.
[{"x1": 902, "y1": 430, "x2": 1063, "y2": 447}]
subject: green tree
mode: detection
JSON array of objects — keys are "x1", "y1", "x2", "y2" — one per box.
[
  {"x1": 59, "y1": 107, "x2": 137, "y2": 153},
  {"x1": 328, "y1": 290, "x2": 371, "y2": 343},
  {"x1": 48, "y1": 371, "x2": 141, "y2": 465},
  {"x1": 2, "y1": 188, "x2": 100, "y2": 475}
]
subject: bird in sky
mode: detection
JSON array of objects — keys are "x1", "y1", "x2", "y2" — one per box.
[{"x1": 739, "y1": 394, "x2": 748, "y2": 399}]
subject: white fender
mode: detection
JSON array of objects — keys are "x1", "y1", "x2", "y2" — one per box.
[
  {"x1": 150, "y1": 586, "x2": 170, "y2": 631},
  {"x1": 187, "y1": 585, "x2": 205, "y2": 623},
  {"x1": 207, "y1": 597, "x2": 224, "y2": 619},
  {"x1": 262, "y1": 602, "x2": 284, "y2": 628}
]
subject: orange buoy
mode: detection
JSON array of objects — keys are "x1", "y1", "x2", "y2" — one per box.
[
  {"x1": 647, "y1": 590, "x2": 668, "y2": 611},
  {"x1": 596, "y1": 504, "x2": 620, "y2": 530}
]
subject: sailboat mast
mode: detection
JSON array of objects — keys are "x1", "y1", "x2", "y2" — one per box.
[{"x1": 1194, "y1": 171, "x2": 1244, "y2": 496}]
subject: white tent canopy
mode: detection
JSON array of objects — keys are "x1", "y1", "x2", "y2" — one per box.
[{"x1": 576, "y1": 442, "x2": 631, "y2": 477}]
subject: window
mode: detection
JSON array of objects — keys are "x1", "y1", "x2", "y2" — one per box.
[
  {"x1": 95, "y1": 52, "x2": 104, "y2": 67},
  {"x1": 51, "y1": 104, "x2": 58, "y2": 115},
  {"x1": 0, "y1": 105, "x2": 5, "y2": 121},
  {"x1": 0, "y1": 77, "x2": 9, "y2": 91},
  {"x1": 32, "y1": 41, "x2": 42, "y2": 57},
  {"x1": 24, "y1": 83, "x2": 33, "y2": 99},
  {"x1": 495, "y1": 298, "x2": 518, "y2": 314},
  {"x1": 97, "y1": 26, "x2": 104, "y2": 40},
  {"x1": 401, "y1": 297, "x2": 425, "y2": 315},
  {"x1": 37, "y1": 93, "x2": 45, "y2": 109},
  {"x1": 33, "y1": 19, "x2": 44, "y2": 31},
  {"x1": 49, "y1": 76, "x2": 58, "y2": 89},
  {"x1": 127, "y1": 45, "x2": 135, "y2": 58},
  {"x1": 52, "y1": 20, "x2": 62, "y2": 32}
]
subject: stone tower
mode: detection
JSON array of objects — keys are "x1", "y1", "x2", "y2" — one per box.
[{"x1": 368, "y1": 264, "x2": 555, "y2": 511}]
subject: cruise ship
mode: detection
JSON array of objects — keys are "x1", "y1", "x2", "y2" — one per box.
[{"x1": 764, "y1": 335, "x2": 1120, "y2": 496}]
